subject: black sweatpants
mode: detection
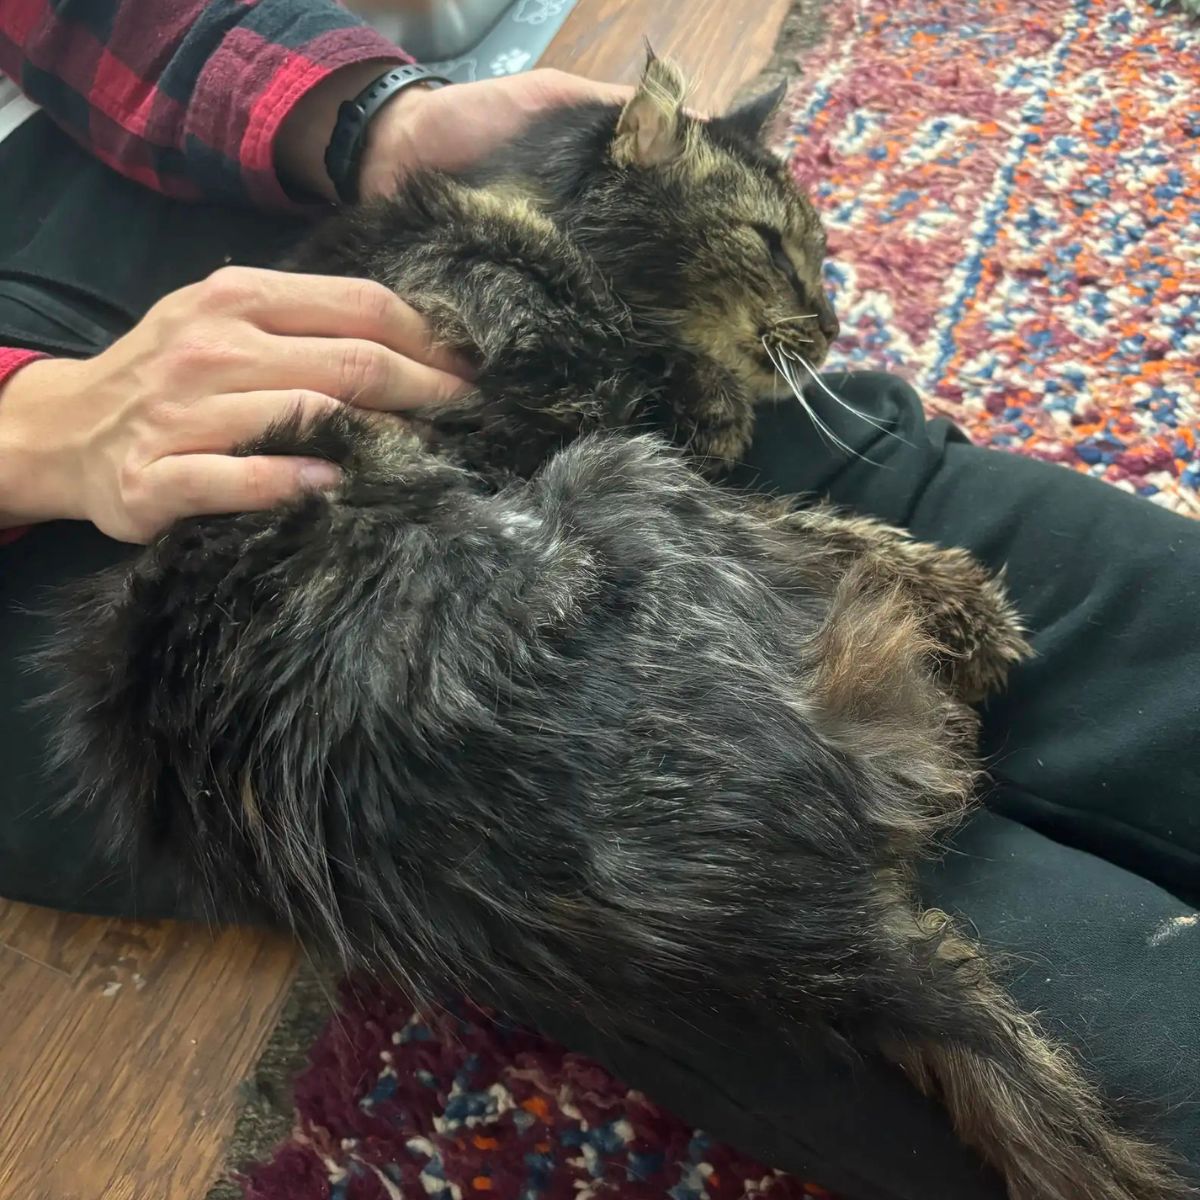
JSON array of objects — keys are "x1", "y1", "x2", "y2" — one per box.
[{"x1": 2, "y1": 114, "x2": 1198, "y2": 1200}]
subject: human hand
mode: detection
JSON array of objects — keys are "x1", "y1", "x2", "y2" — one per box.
[
  {"x1": 356, "y1": 68, "x2": 632, "y2": 199},
  {"x1": 0, "y1": 267, "x2": 472, "y2": 543},
  {"x1": 277, "y1": 62, "x2": 630, "y2": 203}
]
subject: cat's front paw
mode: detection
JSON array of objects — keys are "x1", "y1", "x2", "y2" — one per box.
[{"x1": 918, "y1": 551, "x2": 1033, "y2": 704}]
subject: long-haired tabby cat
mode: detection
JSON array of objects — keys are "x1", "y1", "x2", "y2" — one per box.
[{"x1": 39, "y1": 57, "x2": 1187, "y2": 1200}]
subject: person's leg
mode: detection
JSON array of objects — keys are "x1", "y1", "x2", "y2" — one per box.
[
  {"x1": 5, "y1": 536, "x2": 1196, "y2": 1199},
  {"x1": 522, "y1": 812, "x2": 1200, "y2": 1200},
  {"x1": 740, "y1": 373, "x2": 1200, "y2": 896},
  {"x1": 0, "y1": 520, "x2": 186, "y2": 917},
  {"x1": 5, "y1": 359, "x2": 1197, "y2": 1195},
  {"x1": 0, "y1": 113, "x2": 306, "y2": 916}
]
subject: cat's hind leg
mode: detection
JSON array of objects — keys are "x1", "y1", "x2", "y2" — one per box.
[{"x1": 761, "y1": 500, "x2": 1032, "y2": 703}]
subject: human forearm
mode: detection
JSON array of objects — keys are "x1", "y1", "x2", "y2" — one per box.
[
  {"x1": 274, "y1": 57, "x2": 408, "y2": 203},
  {"x1": 0, "y1": 0, "x2": 408, "y2": 208},
  {"x1": 0, "y1": 350, "x2": 46, "y2": 541},
  {"x1": 0, "y1": 356, "x2": 88, "y2": 530}
]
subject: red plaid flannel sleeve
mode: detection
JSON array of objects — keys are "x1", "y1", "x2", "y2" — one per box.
[
  {"x1": 0, "y1": 0, "x2": 409, "y2": 209},
  {"x1": 0, "y1": 349, "x2": 48, "y2": 546}
]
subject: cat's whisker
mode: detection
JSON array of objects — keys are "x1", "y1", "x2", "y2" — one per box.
[
  {"x1": 770, "y1": 358, "x2": 836, "y2": 459},
  {"x1": 762, "y1": 339, "x2": 879, "y2": 465},
  {"x1": 785, "y1": 351, "x2": 913, "y2": 449},
  {"x1": 780, "y1": 359, "x2": 873, "y2": 463},
  {"x1": 771, "y1": 313, "x2": 818, "y2": 329},
  {"x1": 795, "y1": 391, "x2": 844, "y2": 458},
  {"x1": 797, "y1": 389, "x2": 868, "y2": 462}
]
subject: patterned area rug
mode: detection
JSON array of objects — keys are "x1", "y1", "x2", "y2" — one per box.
[
  {"x1": 233, "y1": 984, "x2": 829, "y2": 1200},
  {"x1": 222, "y1": 2, "x2": 1198, "y2": 1197},
  {"x1": 790, "y1": 0, "x2": 1199, "y2": 514}
]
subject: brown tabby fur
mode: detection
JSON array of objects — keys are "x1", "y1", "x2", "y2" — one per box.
[{"x1": 39, "y1": 55, "x2": 1191, "y2": 1200}]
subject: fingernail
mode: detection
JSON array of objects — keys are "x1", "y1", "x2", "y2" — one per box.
[{"x1": 299, "y1": 460, "x2": 343, "y2": 491}]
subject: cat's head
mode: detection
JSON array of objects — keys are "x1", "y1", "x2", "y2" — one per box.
[{"x1": 577, "y1": 57, "x2": 838, "y2": 393}]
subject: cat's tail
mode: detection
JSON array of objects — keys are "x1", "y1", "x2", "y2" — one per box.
[{"x1": 863, "y1": 908, "x2": 1192, "y2": 1200}]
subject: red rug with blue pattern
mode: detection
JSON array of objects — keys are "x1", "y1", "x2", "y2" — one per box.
[
  {"x1": 795, "y1": 0, "x2": 1199, "y2": 513},
  {"x1": 238, "y1": 986, "x2": 828, "y2": 1200}
]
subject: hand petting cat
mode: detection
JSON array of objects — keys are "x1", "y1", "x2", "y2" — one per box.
[
  {"x1": 277, "y1": 65, "x2": 632, "y2": 204},
  {"x1": 0, "y1": 66, "x2": 628, "y2": 542},
  {"x1": 0, "y1": 270, "x2": 475, "y2": 542}
]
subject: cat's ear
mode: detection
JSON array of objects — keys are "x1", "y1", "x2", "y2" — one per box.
[
  {"x1": 716, "y1": 80, "x2": 788, "y2": 144},
  {"x1": 612, "y1": 51, "x2": 690, "y2": 169}
]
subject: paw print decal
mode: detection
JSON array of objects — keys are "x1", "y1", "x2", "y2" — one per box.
[
  {"x1": 490, "y1": 48, "x2": 532, "y2": 75},
  {"x1": 513, "y1": 0, "x2": 569, "y2": 25}
]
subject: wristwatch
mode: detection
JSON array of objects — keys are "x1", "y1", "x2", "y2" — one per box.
[{"x1": 324, "y1": 64, "x2": 452, "y2": 205}]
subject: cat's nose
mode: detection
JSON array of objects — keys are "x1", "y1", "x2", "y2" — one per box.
[{"x1": 816, "y1": 296, "x2": 840, "y2": 341}]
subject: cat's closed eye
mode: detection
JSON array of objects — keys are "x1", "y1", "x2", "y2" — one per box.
[{"x1": 751, "y1": 224, "x2": 805, "y2": 296}]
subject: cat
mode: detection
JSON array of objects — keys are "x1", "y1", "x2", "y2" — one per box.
[{"x1": 37, "y1": 56, "x2": 1188, "y2": 1200}]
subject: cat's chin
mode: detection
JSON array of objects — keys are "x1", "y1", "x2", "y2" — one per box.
[
  {"x1": 746, "y1": 351, "x2": 828, "y2": 394},
  {"x1": 748, "y1": 360, "x2": 787, "y2": 393}
]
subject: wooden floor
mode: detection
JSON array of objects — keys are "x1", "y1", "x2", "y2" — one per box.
[
  {"x1": 547, "y1": 0, "x2": 790, "y2": 111},
  {"x1": 0, "y1": 910, "x2": 295, "y2": 1200},
  {"x1": 0, "y1": 2, "x2": 788, "y2": 1196}
]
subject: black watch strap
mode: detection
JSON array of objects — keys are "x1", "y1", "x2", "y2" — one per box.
[{"x1": 324, "y1": 64, "x2": 451, "y2": 205}]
